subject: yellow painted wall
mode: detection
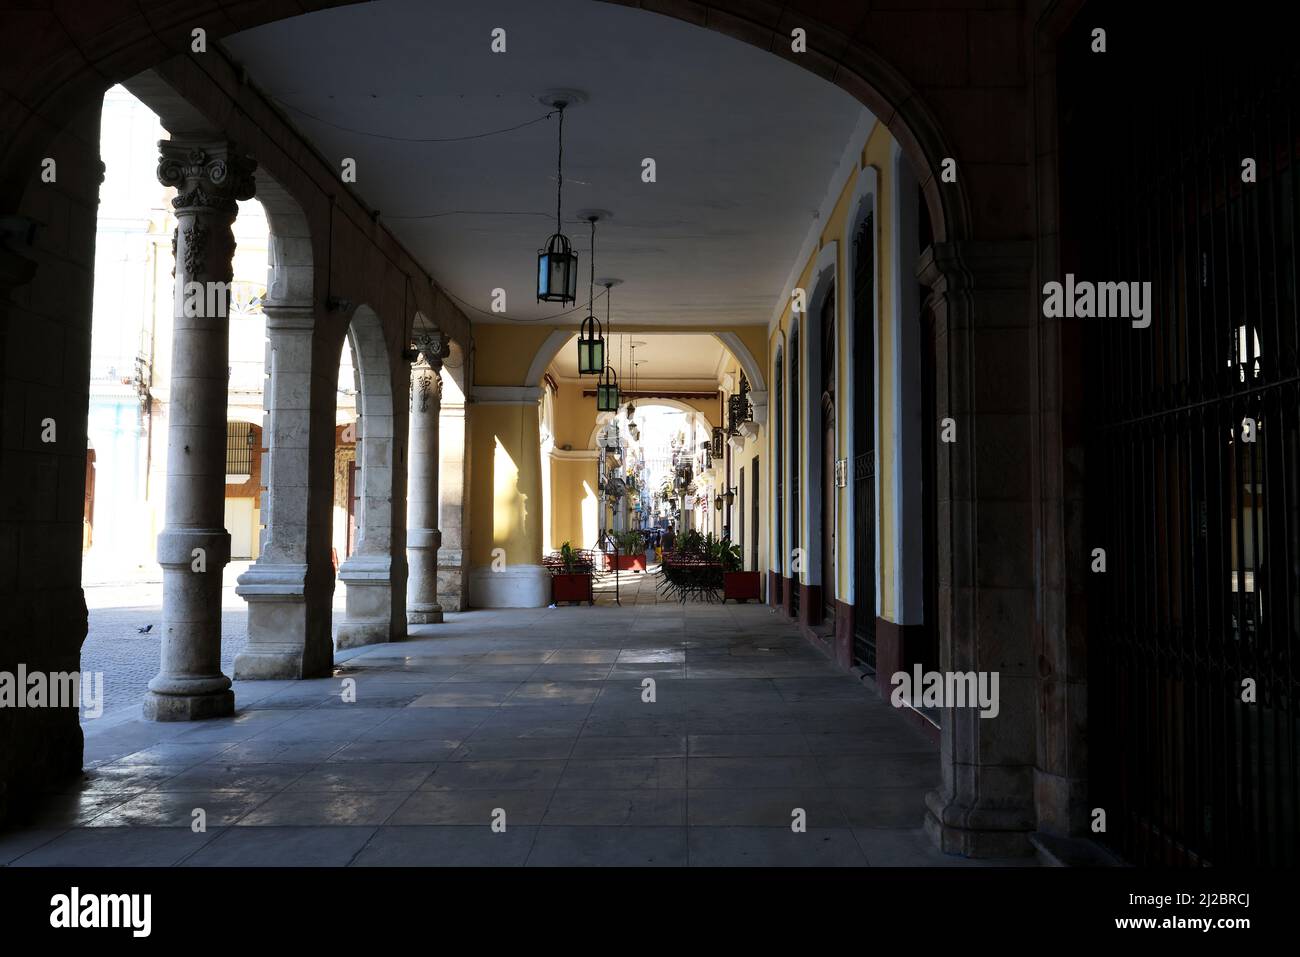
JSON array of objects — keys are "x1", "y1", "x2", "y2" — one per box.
[
  {"x1": 550, "y1": 456, "x2": 599, "y2": 551},
  {"x1": 468, "y1": 401, "x2": 544, "y2": 567},
  {"x1": 550, "y1": 379, "x2": 598, "y2": 451},
  {"x1": 769, "y1": 119, "x2": 900, "y2": 623}
]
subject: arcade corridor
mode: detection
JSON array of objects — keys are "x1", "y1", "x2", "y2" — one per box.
[{"x1": 1, "y1": 0, "x2": 1297, "y2": 889}]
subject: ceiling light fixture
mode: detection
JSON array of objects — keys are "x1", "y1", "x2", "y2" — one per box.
[
  {"x1": 537, "y1": 97, "x2": 578, "y2": 304},
  {"x1": 596, "y1": 280, "x2": 621, "y2": 413}
]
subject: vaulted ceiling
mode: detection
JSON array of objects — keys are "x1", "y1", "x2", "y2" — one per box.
[{"x1": 223, "y1": 0, "x2": 866, "y2": 328}]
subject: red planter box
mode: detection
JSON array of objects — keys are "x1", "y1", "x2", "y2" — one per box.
[
  {"x1": 611, "y1": 554, "x2": 646, "y2": 572},
  {"x1": 551, "y1": 573, "x2": 593, "y2": 605},
  {"x1": 723, "y1": 571, "x2": 761, "y2": 602}
]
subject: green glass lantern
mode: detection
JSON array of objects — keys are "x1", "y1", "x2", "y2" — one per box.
[
  {"x1": 577, "y1": 313, "x2": 604, "y2": 375},
  {"x1": 596, "y1": 365, "x2": 620, "y2": 412}
]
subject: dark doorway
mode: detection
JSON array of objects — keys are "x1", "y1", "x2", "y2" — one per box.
[
  {"x1": 346, "y1": 459, "x2": 360, "y2": 558},
  {"x1": 751, "y1": 454, "x2": 760, "y2": 572},
  {"x1": 774, "y1": 354, "x2": 784, "y2": 603},
  {"x1": 820, "y1": 286, "x2": 837, "y2": 627},
  {"x1": 853, "y1": 213, "x2": 877, "y2": 671},
  {"x1": 790, "y1": 323, "x2": 801, "y2": 619}
]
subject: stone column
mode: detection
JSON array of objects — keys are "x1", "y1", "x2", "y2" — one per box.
[
  {"x1": 143, "y1": 140, "x2": 256, "y2": 721},
  {"x1": 407, "y1": 331, "x2": 446, "y2": 624},
  {"x1": 919, "y1": 240, "x2": 1038, "y2": 857},
  {"x1": 437, "y1": 388, "x2": 468, "y2": 612},
  {"x1": 234, "y1": 302, "x2": 333, "y2": 678}
]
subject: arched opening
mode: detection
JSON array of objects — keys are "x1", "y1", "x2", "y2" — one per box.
[
  {"x1": 334, "y1": 305, "x2": 400, "y2": 649},
  {"x1": 78, "y1": 84, "x2": 274, "y2": 716}
]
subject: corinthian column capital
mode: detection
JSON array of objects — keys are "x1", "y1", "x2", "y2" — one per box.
[{"x1": 157, "y1": 139, "x2": 257, "y2": 215}]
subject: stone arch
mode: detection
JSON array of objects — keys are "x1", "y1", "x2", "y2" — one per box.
[
  {"x1": 526, "y1": 329, "x2": 765, "y2": 392},
  {"x1": 584, "y1": 399, "x2": 711, "y2": 449},
  {"x1": 334, "y1": 303, "x2": 402, "y2": 649}
]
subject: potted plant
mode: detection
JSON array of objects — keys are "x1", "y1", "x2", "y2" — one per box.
[
  {"x1": 719, "y1": 539, "x2": 760, "y2": 602},
  {"x1": 610, "y1": 529, "x2": 646, "y2": 572},
  {"x1": 546, "y1": 541, "x2": 594, "y2": 605}
]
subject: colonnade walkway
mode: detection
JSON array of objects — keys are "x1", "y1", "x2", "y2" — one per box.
[{"x1": 0, "y1": 603, "x2": 1009, "y2": 867}]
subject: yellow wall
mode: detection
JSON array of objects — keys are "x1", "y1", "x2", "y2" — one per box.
[
  {"x1": 769, "y1": 119, "x2": 900, "y2": 622},
  {"x1": 468, "y1": 401, "x2": 544, "y2": 567},
  {"x1": 549, "y1": 456, "x2": 599, "y2": 550}
]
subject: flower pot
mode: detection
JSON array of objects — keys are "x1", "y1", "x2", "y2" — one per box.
[
  {"x1": 612, "y1": 554, "x2": 646, "y2": 572},
  {"x1": 723, "y1": 570, "x2": 761, "y2": 603},
  {"x1": 552, "y1": 573, "x2": 593, "y2": 606}
]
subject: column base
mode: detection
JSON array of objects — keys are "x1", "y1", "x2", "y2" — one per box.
[
  {"x1": 142, "y1": 688, "x2": 234, "y2": 722},
  {"x1": 923, "y1": 787, "x2": 1036, "y2": 858},
  {"x1": 234, "y1": 562, "x2": 334, "y2": 679},
  {"x1": 407, "y1": 606, "x2": 444, "y2": 625},
  {"x1": 335, "y1": 553, "x2": 399, "y2": 650},
  {"x1": 468, "y1": 563, "x2": 549, "y2": 608}
]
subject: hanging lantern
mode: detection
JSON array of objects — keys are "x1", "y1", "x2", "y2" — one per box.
[
  {"x1": 577, "y1": 315, "x2": 604, "y2": 375},
  {"x1": 538, "y1": 232, "x2": 577, "y2": 304},
  {"x1": 537, "y1": 103, "x2": 577, "y2": 304},
  {"x1": 596, "y1": 365, "x2": 620, "y2": 412},
  {"x1": 714, "y1": 493, "x2": 723, "y2": 511}
]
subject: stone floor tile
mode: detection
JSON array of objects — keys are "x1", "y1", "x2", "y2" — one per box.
[
  {"x1": 235, "y1": 791, "x2": 409, "y2": 827},
  {"x1": 388, "y1": 789, "x2": 553, "y2": 826},
  {"x1": 183, "y1": 826, "x2": 377, "y2": 866},
  {"x1": 688, "y1": 826, "x2": 867, "y2": 866},
  {"x1": 353, "y1": 826, "x2": 537, "y2": 866},
  {"x1": 525, "y1": 826, "x2": 687, "y2": 866},
  {"x1": 421, "y1": 759, "x2": 567, "y2": 791},
  {"x1": 542, "y1": 789, "x2": 686, "y2": 826},
  {"x1": 10, "y1": 826, "x2": 220, "y2": 866}
]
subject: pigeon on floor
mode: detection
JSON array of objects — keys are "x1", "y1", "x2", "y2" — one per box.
[{"x1": 137, "y1": 624, "x2": 153, "y2": 634}]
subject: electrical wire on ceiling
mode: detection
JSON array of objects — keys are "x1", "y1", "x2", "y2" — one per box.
[
  {"x1": 270, "y1": 99, "x2": 559, "y2": 144},
  {"x1": 442, "y1": 283, "x2": 609, "y2": 324}
]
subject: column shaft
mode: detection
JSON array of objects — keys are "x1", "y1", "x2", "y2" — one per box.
[
  {"x1": 408, "y1": 332, "x2": 446, "y2": 624},
  {"x1": 144, "y1": 140, "x2": 256, "y2": 721}
]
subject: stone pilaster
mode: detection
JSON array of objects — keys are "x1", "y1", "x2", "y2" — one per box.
[
  {"x1": 233, "y1": 303, "x2": 333, "y2": 678},
  {"x1": 437, "y1": 394, "x2": 468, "y2": 611},
  {"x1": 919, "y1": 240, "x2": 1039, "y2": 856},
  {"x1": 143, "y1": 140, "x2": 256, "y2": 721},
  {"x1": 407, "y1": 331, "x2": 446, "y2": 624}
]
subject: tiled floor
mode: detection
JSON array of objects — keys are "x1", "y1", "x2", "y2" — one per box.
[{"x1": 1, "y1": 602, "x2": 1017, "y2": 866}]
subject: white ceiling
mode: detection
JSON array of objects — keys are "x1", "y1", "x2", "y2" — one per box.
[
  {"x1": 550, "y1": 332, "x2": 726, "y2": 382},
  {"x1": 224, "y1": 0, "x2": 866, "y2": 328}
]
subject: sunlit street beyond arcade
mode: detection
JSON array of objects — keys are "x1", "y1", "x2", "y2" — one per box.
[{"x1": 1, "y1": 0, "x2": 1298, "y2": 897}]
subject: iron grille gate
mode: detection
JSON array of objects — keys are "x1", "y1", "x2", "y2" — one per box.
[{"x1": 1062, "y1": 4, "x2": 1300, "y2": 866}]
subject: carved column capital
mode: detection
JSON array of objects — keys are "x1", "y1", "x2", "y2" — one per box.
[
  {"x1": 412, "y1": 330, "x2": 449, "y2": 372},
  {"x1": 157, "y1": 140, "x2": 257, "y2": 215}
]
